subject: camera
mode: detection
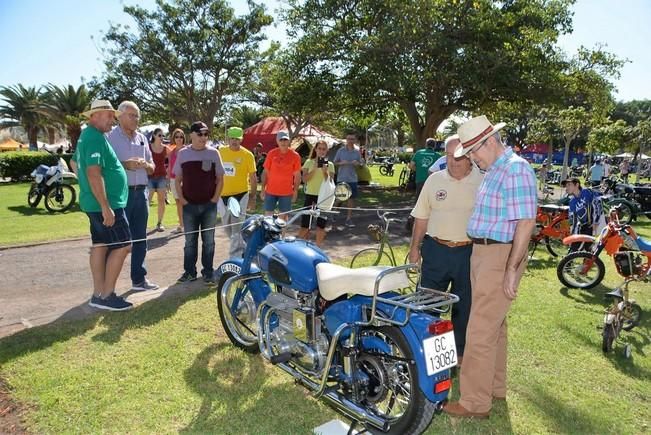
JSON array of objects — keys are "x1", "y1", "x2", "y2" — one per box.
[{"x1": 317, "y1": 157, "x2": 328, "y2": 168}]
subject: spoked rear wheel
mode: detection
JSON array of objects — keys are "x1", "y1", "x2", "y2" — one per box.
[
  {"x1": 216, "y1": 271, "x2": 260, "y2": 353},
  {"x1": 359, "y1": 327, "x2": 436, "y2": 435},
  {"x1": 557, "y1": 251, "x2": 605, "y2": 289},
  {"x1": 621, "y1": 302, "x2": 642, "y2": 331},
  {"x1": 544, "y1": 236, "x2": 567, "y2": 257},
  {"x1": 44, "y1": 184, "x2": 76, "y2": 212}
]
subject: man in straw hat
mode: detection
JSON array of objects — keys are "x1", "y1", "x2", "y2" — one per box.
[
  {"x1": 75, "y1": 100, "x2": 133, "y2": 311},
  {"x1": 218, "y1": 126, "x2": 257, "y2": 257},
  {"x1": 443, "y1": 115, "x2": 537, "y2": 418}
]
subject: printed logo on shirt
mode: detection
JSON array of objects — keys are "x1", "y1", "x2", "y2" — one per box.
[
  {"x1": 422, "y1": 156, "x2": 435, "y2": 167},
  {"x1": 91, "y1": 152, "x2": 100, "y2": 158},
  {"x1": 436, "y1": 189, "x2": 447, "y2": 201},
  {"x1": 223, "y1": 162, "x2": 235, "y2": 177}
]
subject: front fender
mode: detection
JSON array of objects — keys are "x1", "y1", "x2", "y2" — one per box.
[
  {"x1": 562, "y1": 234, "x2": 596, "y2": 246},
  {"x1": 216, "y1": 259, "x2": 260, "y2": 281},
  {"x1": 216, "y1": 259, "x2": 269, "y2": 306}
]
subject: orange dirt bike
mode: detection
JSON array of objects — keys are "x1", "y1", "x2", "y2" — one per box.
[
  {"x1": 529, "y1": 203, "x2": 571, "y2": 258},
  {"x1": 556, "y1": 205, "x2": 651, "y2": 290}
]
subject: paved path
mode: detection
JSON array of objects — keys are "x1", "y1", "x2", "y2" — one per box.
[{"x1": 0, "y1": 210, "x2": 413, "y2": 338}]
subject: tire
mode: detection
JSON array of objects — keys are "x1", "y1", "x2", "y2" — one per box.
[
  {"x1": 379, "y1": 166, "x2": 389, "y2": 176},
  {"x1": 360, "y1": 327, "x2": 437, "y2": 435},
  {"x1": 398, "y1": 168, "x2": 407, "y2": 188},
  {"x1": 350, "y1": 247, "x2": 394, "y2": 268},
  {"x1": 621, "y1": 302, "x2": 642, "y2": 331},
  {"x1": 44, "y1": 184, "x2": 76, "y2": 213},
  {"x1": 611, "y1": 202, "x2": 633, "y2": 225},
  {"x1": 216, "y1": 271, "x2": 260, "y2": 353},
  {"x1": 28, "y1": 184, "x2": 42, "y2": 208},
  {"x1": 544, "y1": 236, "x2": 567, "y2": 257},
  {"x1": 556, "y1": 251, "x2": 605, "y2": 289},
  {"x1": 602, "y1": 322, "x2": 617, "y2": 353}
]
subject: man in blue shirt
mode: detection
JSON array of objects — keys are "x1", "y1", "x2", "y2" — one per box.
[
  {"x1": 107, "y1": 101, "x2": 159, "y2": 292},
  {"x1": 334, "y1": 133, "x2": 363, "y2": 227},
  {"x1": 588, "y1": 159, "x2": 604, "y2": 187},
  {"x1": 562, "y1": 177, "x2": 603, "y2": 251}
]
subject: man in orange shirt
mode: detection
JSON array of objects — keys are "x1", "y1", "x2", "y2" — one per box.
[{"x1": 260, "y1": 131, "x2": 301, "y2": 220}]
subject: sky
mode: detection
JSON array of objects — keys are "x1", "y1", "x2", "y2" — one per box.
[{"x1": 0, "y1": 0, "x2": 649, "y2": 102}]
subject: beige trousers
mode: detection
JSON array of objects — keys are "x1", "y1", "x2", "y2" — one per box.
[{"x1": 458, "y1": 243, "x2": 526, "y2": 413}]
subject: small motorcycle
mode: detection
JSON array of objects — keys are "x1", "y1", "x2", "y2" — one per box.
[
  {"x1": 378, "y1": 158, "x2": 395, "y2": 177},
  {"x1": 215, "y1": 189, "x2": 458, "y2": 434},
  {"x1": 28, "y1": 164, "x2": 77, "y2": 212},
  {"x1": 601, "y1": 176, "x2": 651, "y2": 224},
  {"x1": 557, "y1": 205, "x2": 651, "y2": 289},
  {"x1": 601, "y1": 280, "x2": 642, "y2": 356}
]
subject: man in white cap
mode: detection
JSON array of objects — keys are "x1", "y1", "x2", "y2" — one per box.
[
  {"x1": 408, "y1": 134, "x2": 482, "y2": 364},
  {"x1": 75, "y1": 100, "x2": 133, "y2": 311},
  {"x1": 443, "y1": 115, "x2": 536, "y2": 419}
]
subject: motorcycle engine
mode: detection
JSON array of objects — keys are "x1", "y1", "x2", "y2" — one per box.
[
  {"x1": 265, "y1": 288, "x2": 328, "y2": 375},
  {"x1": 614, "y1": 251, "x2": 644, "y2": 277}
]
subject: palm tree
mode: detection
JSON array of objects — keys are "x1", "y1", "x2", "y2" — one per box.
[
  {"x1": 0, "y1": 85, "x2": 44, "y2": 150},
  {"x1": 41, "y1": 84, "x2": 94, "y2": 151},
  {"x1": 231, "y1": 105, "x2": 264, "y2": 129}
]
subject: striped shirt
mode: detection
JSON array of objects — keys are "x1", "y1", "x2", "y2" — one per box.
[{"x1": 467, "y1": 148, "x2": 537, "y2": 242}]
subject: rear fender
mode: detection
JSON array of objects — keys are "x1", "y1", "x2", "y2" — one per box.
[{"x1": 562, "y1": 234, "x2": 595, "y2": 246}]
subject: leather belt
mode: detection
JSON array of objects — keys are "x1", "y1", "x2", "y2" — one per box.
[
  {"x1": 470, "y1": 237, "x2": 511, "y2": 245},
  {"x1": 128, "y1": 185, "x2": 147, "y2": 190},
  {"x1": 428, "y1": 235, "x2": 472, "y2": 248}
]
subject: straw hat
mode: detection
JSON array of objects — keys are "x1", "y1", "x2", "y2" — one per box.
[
  {"x1": 454, "y1": 115, "x2": 506, "y2": 158},
  {"x1": 82, "y1": 100, "x2": 121, "y2": 118}
]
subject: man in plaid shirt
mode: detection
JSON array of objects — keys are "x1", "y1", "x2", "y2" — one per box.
[{"x1": 444, "y1": 116, "x2": 537, "y2": 419}]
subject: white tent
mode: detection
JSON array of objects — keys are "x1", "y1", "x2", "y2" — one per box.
[{"x1": 615, "y1": 152, "x2": 634, "y2": 158}]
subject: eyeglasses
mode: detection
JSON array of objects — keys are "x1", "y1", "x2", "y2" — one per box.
[
  {"x1": 279, "y1": 138, "x2": 289, "y2": 142},
  {"x1": 125, "y1": 113, "x2": 140, "y2": 120},
  {"x1": 195, "y1": 132, "x2": 209, "y2": 137},
  {"x1": 469, "y1": 140, "x2": 487, "y2": 155}
]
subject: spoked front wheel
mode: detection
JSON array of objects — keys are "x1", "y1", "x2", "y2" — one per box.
[
  {"x1": 216, "y1": 272, "x2": 260, "y2": 353},
  {"x1": 44, "y1": 185, "x2": 76, "y2": 212},
  {"x1": 28, "y1": 184, "x2": 42, "y2": 207},
  {"x1": 621, "y1": 302, "x2": 642, "y2": 331},
  {"x1": 557, "y1": 251, "x2": 605, "y2": 289},
  {"x1": 359, "y1": 327, "x2": 437, "y2": 435},
  {"x1": 602, "y1": 322, "x2": 619, "y2": 353}
]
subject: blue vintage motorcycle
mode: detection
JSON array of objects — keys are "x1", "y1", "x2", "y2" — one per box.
[{"x1": 215, "y1": 199, "x2": 458, "y2": 434}]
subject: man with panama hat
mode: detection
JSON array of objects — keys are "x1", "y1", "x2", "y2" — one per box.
[
  {"x1": 444, "y1": 115, "x2": 537, "y2": 419},
  {"x1": 74, "y1": 99, "x2": 133, "y2": 311},
  {"x1": 218, "y1": 126, "x2": 257, "y2": 257}
]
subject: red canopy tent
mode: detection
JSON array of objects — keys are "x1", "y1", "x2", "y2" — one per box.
[{"x1": 242, "y1": 117, "x2": 338, "y2": 153}]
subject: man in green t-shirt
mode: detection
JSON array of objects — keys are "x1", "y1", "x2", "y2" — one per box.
[
  {"x1": 74, "y1": 100, "x2": 132, "y2": 311},
  {"x1": 410, "y1": 138, "x2": 442, "y2": 197}
]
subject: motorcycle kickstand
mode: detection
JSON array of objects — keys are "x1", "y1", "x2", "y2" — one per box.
[{"x1": 347, "y1": 419, "x2": 369, "y2": 435}]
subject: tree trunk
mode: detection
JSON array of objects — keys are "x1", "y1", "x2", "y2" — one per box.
[
  {"x1": 28, "y1": 125, "x2": 38, "y2": 151},
  {"x1": 398, "y1": 101, "x2": 454, "y2": 150},
  {"x1": 67, "y1": 123, "x2": 82, "y2": 152},
  {"x1": 561, "y1": 134, "x2": 574, "y2": 181}
]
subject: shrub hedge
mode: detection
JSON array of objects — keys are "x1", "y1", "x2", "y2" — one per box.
[{"x1": 0, "y1": 151, "x2": 63, "y2": 181}]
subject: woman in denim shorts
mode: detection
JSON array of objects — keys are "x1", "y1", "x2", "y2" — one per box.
[{"x1": 148, "y1": 128, "x2": 169, "y2": 231}]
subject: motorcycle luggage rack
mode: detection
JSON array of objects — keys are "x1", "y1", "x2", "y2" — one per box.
[{"x1": 364, "y1": 264, "x2": 459, "y2": 327}]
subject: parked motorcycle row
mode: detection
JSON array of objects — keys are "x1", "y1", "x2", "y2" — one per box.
[{"x1": 533, "y1": 179, "x2": 649, "y2": 359}]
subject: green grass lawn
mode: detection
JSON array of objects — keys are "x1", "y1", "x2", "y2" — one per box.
[{"x1": 1, "y1": 232, "x2": 650, "y2": 433}]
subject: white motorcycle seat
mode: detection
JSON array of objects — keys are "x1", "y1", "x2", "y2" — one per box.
[{"x1": 316, "y1": 263, "x2": 410, "y2": 301}]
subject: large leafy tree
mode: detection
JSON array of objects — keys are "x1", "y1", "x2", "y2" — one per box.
[
  {"x1": 0, "y1": 85, "x2": 44, "y2": 149},
  {"x1": 40, "y1": 84, "x2": 94, "y2": 150},
  {"x1": 94, "y1": 0, "x2": 272, "y2": 129},
  {"x1": 285, "y1": 0, "x2": 574, "y2": 147}
]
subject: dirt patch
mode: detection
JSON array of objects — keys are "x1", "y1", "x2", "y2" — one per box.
[{"x1": 0, "y1": 377, "x2": 28, "y2": 434}]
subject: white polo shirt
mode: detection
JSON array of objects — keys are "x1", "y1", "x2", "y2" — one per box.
[{"x1": 411, "y1": 166, "x2": 483, "y2": 242}]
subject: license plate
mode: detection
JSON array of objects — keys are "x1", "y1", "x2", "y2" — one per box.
[{"x1": 423, "y1": 331, "x2": 458, "y2": 375}]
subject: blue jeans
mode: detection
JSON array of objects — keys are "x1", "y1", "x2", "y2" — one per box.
[
  {"x1": 183, "y1": 202, "x2": 217, "y2": 278},
  {"x1": 125, "y1": 187, "x2": 149, "y2": 284}
]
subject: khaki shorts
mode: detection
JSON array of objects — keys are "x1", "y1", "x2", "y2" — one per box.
[{"x1": 169, "y1": 178, "x2": 180, "y2": 200}]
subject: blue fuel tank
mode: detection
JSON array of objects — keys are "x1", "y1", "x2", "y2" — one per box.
[{"x1": 257, "y1": 238, "x2": 330, "y2": 293}]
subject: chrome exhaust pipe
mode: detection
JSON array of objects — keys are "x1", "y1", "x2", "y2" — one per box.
[{"x1": 277, "y1": 362, "x2": 389, "y2": 431}]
